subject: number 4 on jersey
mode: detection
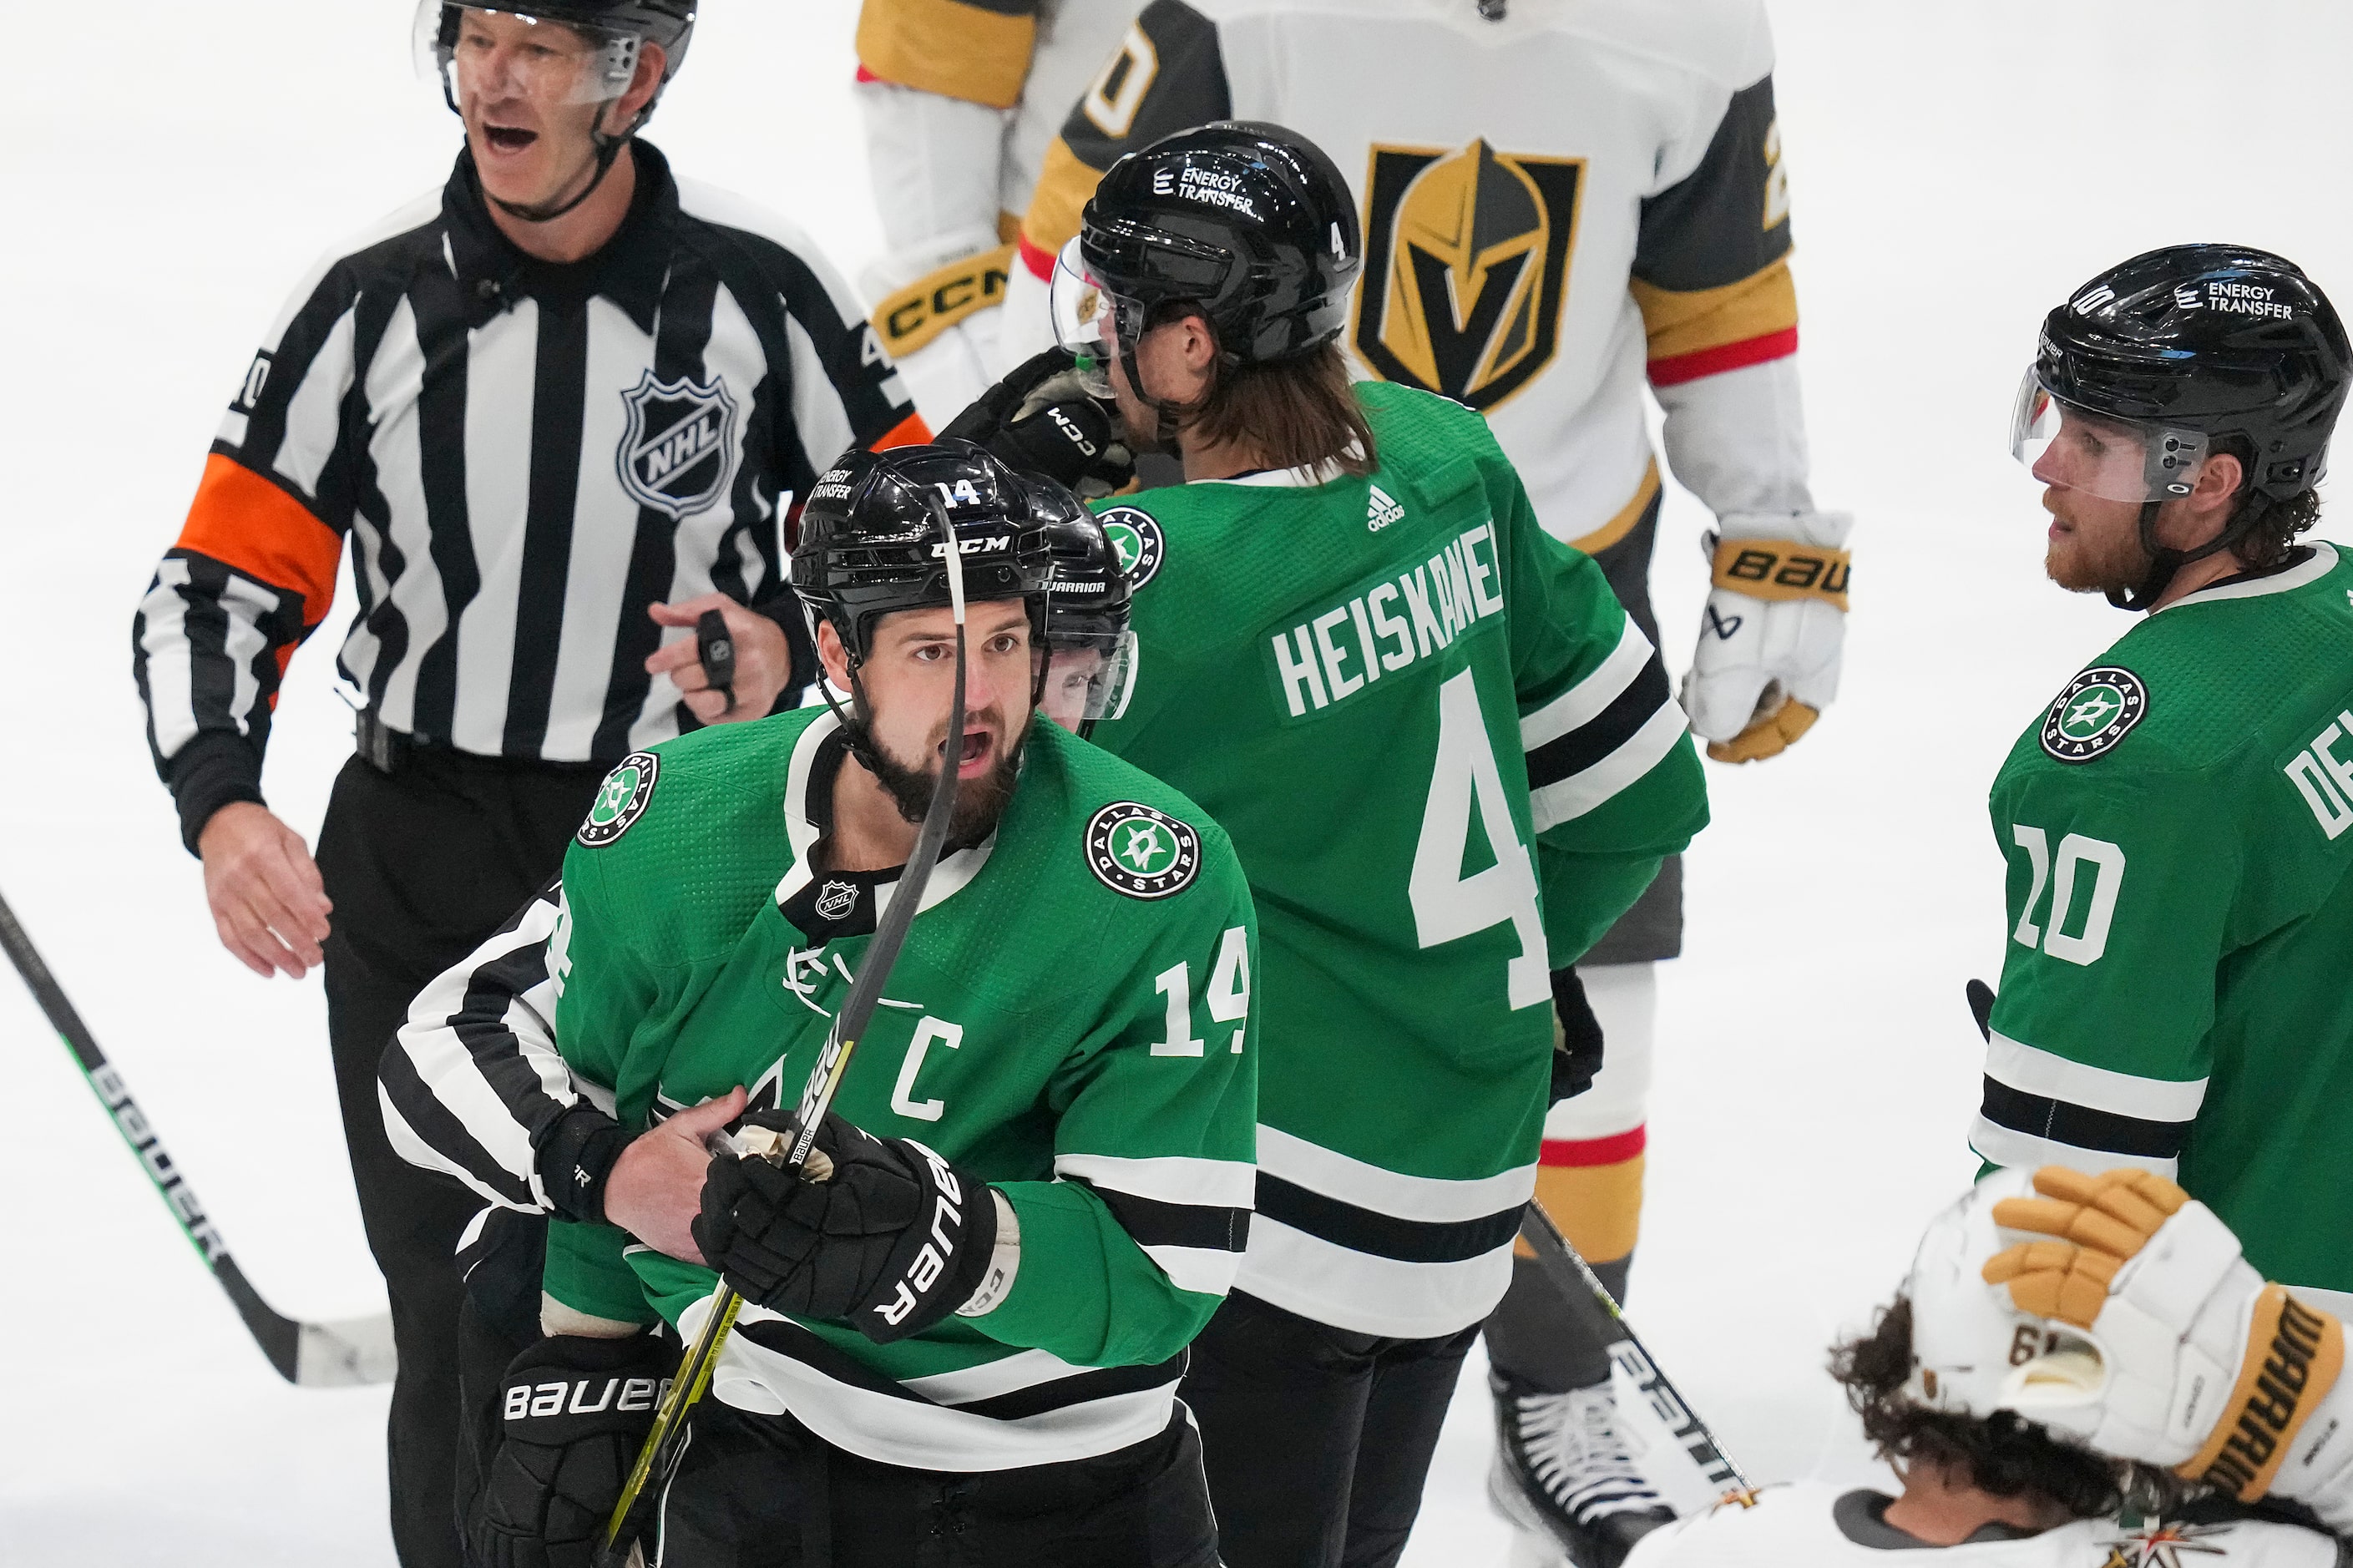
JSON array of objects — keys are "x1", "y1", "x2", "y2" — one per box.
[{"x1": 1410, "y1": 671, "x2": 1548, "y2": 1009}]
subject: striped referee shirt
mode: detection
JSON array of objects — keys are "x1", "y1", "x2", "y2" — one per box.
[{"x1": 133, "y1": 143, "x2": 924, "y2": 850}]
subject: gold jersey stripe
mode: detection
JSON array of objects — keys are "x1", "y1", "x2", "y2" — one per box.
[
  {"x1": 868, "y1": 243, "x2": 1018, "y2": 359},
  {"x1": 1517, "y1": 1156, "x2": 1645, "y2": 1265},
  {"x1": 1629, "y1": 254, "x2": 1799, "y2": 363},
  {"x1": 1566, "y1": 458, "x2": 1661, "y2": 557},
  {"x1": 1020, "y1": 136, "x2": 1106, "y2": 259},
  {"x1": 856, "y1": 0, "x2": 1037, "y2": 111}
]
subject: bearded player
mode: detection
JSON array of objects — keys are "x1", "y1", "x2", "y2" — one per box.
[
  {"x1": 1972, "y1": 246, "x2": 2353, "y2": 1327},
  {"x1": 382, "y1": 443, "x2": 1255, "y2": 1567},
  {"x1": 1044, "y1": 120, "x2": 1708, "y2": 1566},
  {"x1": 984, "y1": 8, "x2": 1851, "y2": 1555}
]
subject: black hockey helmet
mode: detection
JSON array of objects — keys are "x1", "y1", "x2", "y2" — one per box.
[
  {"x1": 1032, "y1": 495, "x2": 1136, "y2": 735},
  {"x1": 792, "y1": 441, "x2": 1060, "y2": 668},
  {"x1": 1064, "y1": 120, "x2": 1362, "y2": 368},
  {"x1": 2011, "y1": 244, "x2": 2349, "y2": 605},
  {"x1": 2016, "y1": 245, "x2": 2350, "y2": 503},
  {"x1": 416, "y1": 2, "x2": 696, "y2": 98}
]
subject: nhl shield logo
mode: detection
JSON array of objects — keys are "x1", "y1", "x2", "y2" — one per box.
[
  {"x1": 814, "y1": 880, "x2": 860, "y2": 922},
  {"x1": 1354, "y1": 140, "x2": 1583, "y2": 413},
  {"x1": 617, "y1": 370, "x2": 739, "y2": 519}
]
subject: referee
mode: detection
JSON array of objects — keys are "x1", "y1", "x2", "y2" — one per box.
[{"x1": 128, "y1": 5, "x2": 923, "y2": 1565}]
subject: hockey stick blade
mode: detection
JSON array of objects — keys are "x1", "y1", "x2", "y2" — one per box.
[
  {"x1": 0, "y1": 884, "x2": 395, "y2": 1388},
  {"x1": 1517, "y1": 1202, "x2": 1751, "y2": 1495}
]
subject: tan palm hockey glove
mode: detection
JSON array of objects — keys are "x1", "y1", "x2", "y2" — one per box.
[
  {"x1": 1981, "y1": 1167, "x2": 2353, "y2": 1517},
  {"x1": 1682, "y1": 512, "x2": 1851, "y2": 763}
]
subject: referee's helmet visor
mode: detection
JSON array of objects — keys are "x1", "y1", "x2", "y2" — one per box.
[{"x1": 416, "y1": 3, "x2": 650, "y2": 107}]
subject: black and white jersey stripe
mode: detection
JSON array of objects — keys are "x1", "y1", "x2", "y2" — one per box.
[
  {"x1": 1521, "y1": 616, "x2": 1686, "y2": 829},
  {"x1": 1969, "y1": 1028, "x2": 2207, "y2": 1181},
  {"x1": 381, "y1": 878, "x2": 581, "y2": 1214},
  {"x1": 134, "y1": 144, "x2": 921, "y2": 838}
]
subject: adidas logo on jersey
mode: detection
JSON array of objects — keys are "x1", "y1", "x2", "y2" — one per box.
[{"x1": 1367, "y1": 483, "x2": 1405, "y2": 532}]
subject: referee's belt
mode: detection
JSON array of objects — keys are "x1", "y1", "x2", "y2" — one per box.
[{"x1": 353, "y1": 710, "x2": 607, "y2": 779}]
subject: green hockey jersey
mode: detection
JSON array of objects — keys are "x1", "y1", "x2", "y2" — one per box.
[
  {"x1": 1971, "y1": 543, "x2": 2353, "y2": 1307},
  {"x1": 538, "y1": 708, "x2": 1259, "y2": 1471},
  {"x1": 1087, "y1": 380, "x2": 1708, "y2": 1338}
]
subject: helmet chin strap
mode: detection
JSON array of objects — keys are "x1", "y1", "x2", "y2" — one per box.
[
  {"x1": 2107, "y1": 495, "x2": 2255, "y2": 612},
  {"x1": 488, "y1": 107, "x2": 637, "y2": 225}
]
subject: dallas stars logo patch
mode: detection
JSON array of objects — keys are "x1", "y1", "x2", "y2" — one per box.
[
  {"x1": 578, "y1": 751, "x2": 660, "y2": 847},
  {"x1": 2041, "y1": 666, "x2": 2148, "y2": 764},
  {"x1": 1085, "y1": 802, "x2": 1202, "y2": 899},
  {"x1": 1096, "y1": 507, "x2": 1166, "y2": 591}
]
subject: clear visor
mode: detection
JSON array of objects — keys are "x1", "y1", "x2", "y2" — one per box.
[
  {"x1": 415, "y1": 3, "x2": 644, "y2": 107},
  {"x1": 2008, "y1": 372, "x2": 2209, "y2": 503},
  {"x1": 1040, "y1": 629, "x2": 1137, "y2": 731},
  {"x1": 1048, "y1": 239, "x2": 1121, "y2": 398}
]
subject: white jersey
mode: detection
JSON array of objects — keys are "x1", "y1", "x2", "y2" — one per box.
[
  {"x1": 852, "y1": 0, "x2": 1146, "y2": 419},
  {"x1": 1004, "y1": 0, "x2": 1818, "y2": 552},
  {"x1": 1626, "y1": 1484, "x2": 2344, "y2": 1568}
]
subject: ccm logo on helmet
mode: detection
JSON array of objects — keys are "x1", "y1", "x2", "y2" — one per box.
[
  {"x1": 930, "y1": 536, "x2": 1010, "y2": 558},
  {"x1": 873, "y1": 1141, "x2": 964, "y2": 1328},
  {"x1": 503, "y1": 1375, "x2": 669, "y2": 1424}
]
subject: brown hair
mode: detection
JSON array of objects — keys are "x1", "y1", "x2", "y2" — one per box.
[
  {"x1": 2206, "y1": 434, "x2": 2324, "y2": 570},
  {"x1": 1155, "y1": 305, "x2": 1377, "y2": 477},
  {"x1": 1828, "y1": 1296, "x2": 2190, "y2": 1521}
]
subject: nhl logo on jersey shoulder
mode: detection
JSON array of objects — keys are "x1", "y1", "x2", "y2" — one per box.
[
  {"x1": 2041, "y1": 666, "x2": 2148, "y2": 764},
  {"x1": 579, "y1": 751, "x2": 660, "y2": 847},
  {"x1": 1096, "y1": 507, "x2": 1166, "y2": 591},
  {"x1": 1085, "y1": 802, "x2": 1201, "y2": 899},
  {"x1": 814, "y1": 880, "x2": 860, "y2": 922},
  {"x1": 617, "y1": 370, "x2": 739, "y2": 520}
]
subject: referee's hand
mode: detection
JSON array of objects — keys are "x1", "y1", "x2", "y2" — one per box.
[
  {"x1": 195, "y1": 803, "x2": 332, "y2": 980},
  {"x1": 645, "y1": 594, "x2": 791, "y2": 725}
]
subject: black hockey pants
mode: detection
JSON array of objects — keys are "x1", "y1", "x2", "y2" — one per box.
[
  {"x1": 1182, "y1": 1289, "x2": 1480, "y2": 1568},
  {"x1": 316, "y1": 746, "x2": 605, "y2": 1568},
  {"x1": 652, "y1": 1402, "x2": 1222, "y2": 1567}
]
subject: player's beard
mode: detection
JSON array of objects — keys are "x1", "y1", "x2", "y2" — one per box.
[
  {"x1": 866, "y1": 714, "x2": 1029, "y2": 847},
  {"x1": 2044, "y1": 503, "x2": 2155, "y2": 596}
]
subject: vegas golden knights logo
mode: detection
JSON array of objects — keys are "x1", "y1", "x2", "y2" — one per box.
[{"x1": 1354, "y1": 140, "x2": 1583, "y2": 412}]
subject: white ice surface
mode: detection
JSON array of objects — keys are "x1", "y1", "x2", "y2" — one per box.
[{"x1": 1, "y1": 3, "x2": 2346, "y2": 1561}]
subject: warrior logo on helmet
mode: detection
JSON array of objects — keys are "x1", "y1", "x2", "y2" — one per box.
[{"x1": 1354, "y1": 140, "x2": 1583, "y2": 412}]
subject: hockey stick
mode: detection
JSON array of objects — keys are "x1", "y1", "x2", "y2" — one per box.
[
  {"x1": 1516, "y1": 1201, "x2": 1753, "y2": 1498},
  {"x1": 595, "y1": 488, "x2": 971, "y2": 1567},
  {"x1": 0, "y1": 884, "x2": 394, "y2": 1387}
]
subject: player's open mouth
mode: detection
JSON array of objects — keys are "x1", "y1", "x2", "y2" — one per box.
[
  {"x1": 954, "y1": 730, "x2": 992, "y2": 776},
  {"x1": 485, "y1": 125, "x2": 539, "y2": 154}
]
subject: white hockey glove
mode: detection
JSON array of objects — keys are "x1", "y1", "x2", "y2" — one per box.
[
  {"x1": 1981, "y1": 1168, "x2": 2353, "y2": 1521},
  {"x1": 1682, "y1": 511, "x2": 1851, "y2": 763}
]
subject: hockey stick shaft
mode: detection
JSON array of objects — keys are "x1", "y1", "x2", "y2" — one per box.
[
  {"x1": 597, "y1": 492, "x2": 972, "y2": 1567},
  {"x1": 1517, "y1": 1201, "x2": 1752, "y2": 1494},
  {"x1": 0, "y1": 883, "x2": 392, "y2": 1385}
]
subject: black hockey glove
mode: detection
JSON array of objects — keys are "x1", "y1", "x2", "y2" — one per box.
[
  {"x1": 1549, "y1": 968, "x2": 1603, "y2": 1105},
  {"x1": 468, "y1": 1332, "x2": 676, "y2": 1568},
  {"x1": 940, "y1": 346, "x2": 1136, "y2": 498},
  {"x1": 692, "y1": 1109, "x2": 999, "y2": 1346}
]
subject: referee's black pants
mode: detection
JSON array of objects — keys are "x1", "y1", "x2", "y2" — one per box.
[
  {"x1": 1182, "y1": 1289, "x2": 1479, "y2": 1568},
  {"x1": 316, "y1": 747, "x2": 605, "y2": 1568}
]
